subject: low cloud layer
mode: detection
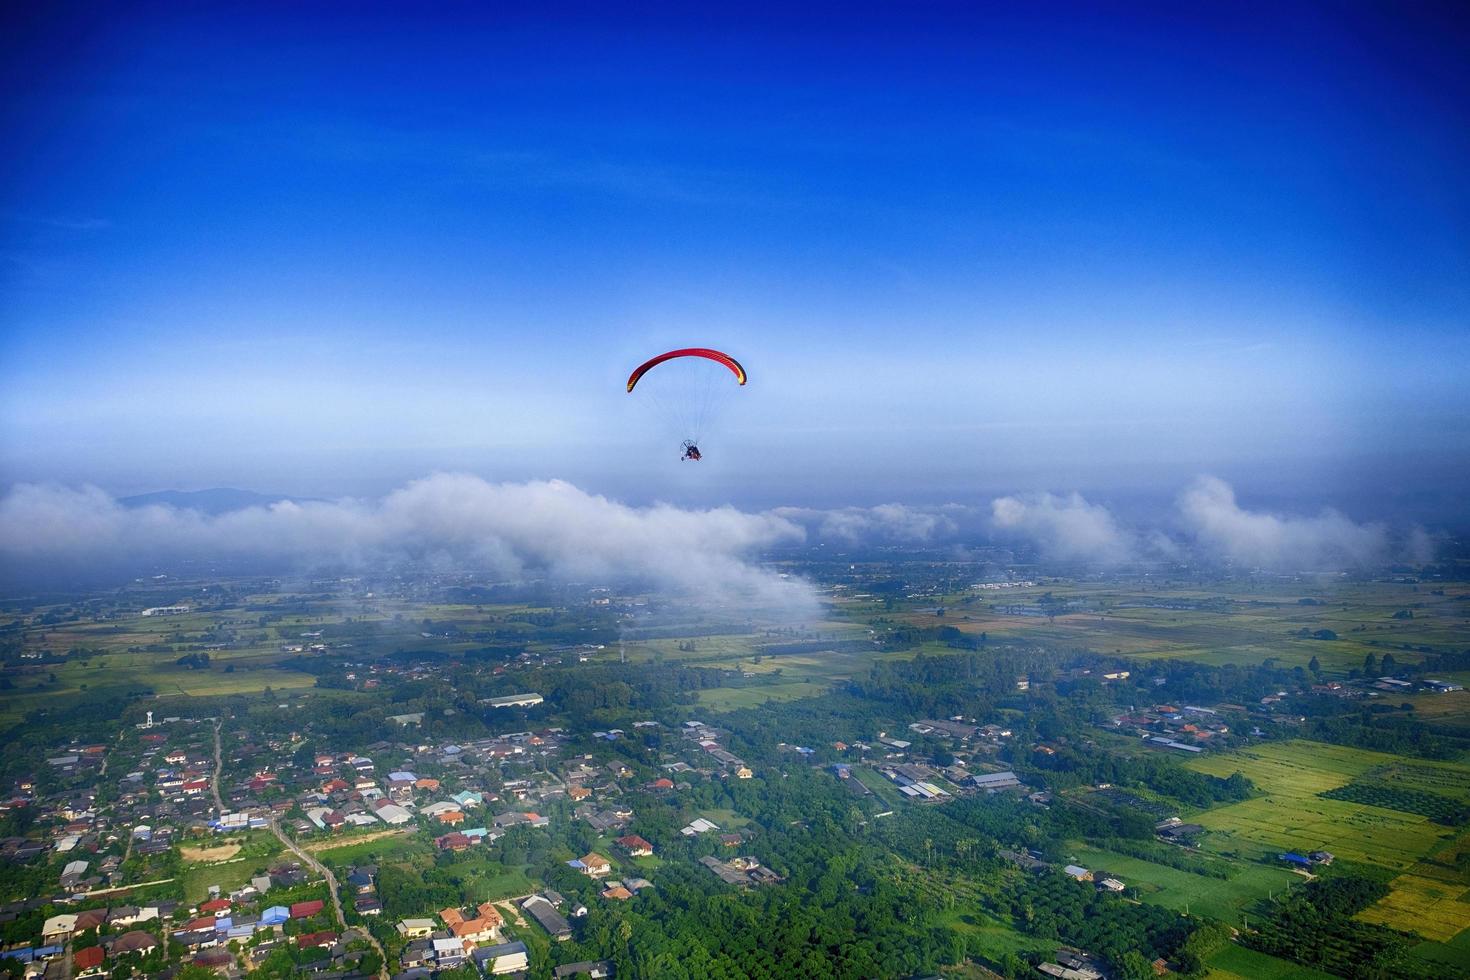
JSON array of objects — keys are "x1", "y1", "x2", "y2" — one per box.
[
  {"x1": 991, "y1": 491, "x2": 1136, "y2": 564},
  {"x1": 0, "y1": 474, "x2": 814, "y2": 610},
  {"x1": 773, "y1": 503, "x2": 959, "y2": 544},
  {"x1": 988, "y1": 476, "x2": 1418, "y2": 569},
  {"x1": 0, "y1": 474, "x2": 1431, "y2": 597},
  {"x1": 1176, "y1": 475, "x2": 1393, "y2": 568}
]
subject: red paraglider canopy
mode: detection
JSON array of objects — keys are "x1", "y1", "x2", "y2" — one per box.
[{"x1": 626, "y1": 348, "x2": 747, "y2": 393}]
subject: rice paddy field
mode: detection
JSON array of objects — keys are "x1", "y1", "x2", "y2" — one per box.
[
  {"x1": 891, "y1": 578, "x2": 1470, "y2": 675},
  {"x1": 1185, "y1": 740, "x2": 1470, "y2": 960},
  {"x1": 1186, "y1": 741, "x2": 1463, "y2": 871}
]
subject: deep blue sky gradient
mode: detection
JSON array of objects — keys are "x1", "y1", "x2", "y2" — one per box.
[{"x1": 2, "y1": 3, "x2": 1467, "y2": 517}]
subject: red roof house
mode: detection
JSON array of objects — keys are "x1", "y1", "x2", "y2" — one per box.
[{"x1": 74, "y1": 946, "x2": 104, "y2": 971}]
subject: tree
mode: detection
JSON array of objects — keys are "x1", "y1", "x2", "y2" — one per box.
[
  {"x1": 1364, "y1": 653, "x2": 1378, "y2": 676},
  {"x1": 1308, "y1": 655, "x2": 1321, "y2": 676},
  {"x1": 1118, "y1": 950, "x2": 1156, "y2": 980},
  {"x1": 175, "y1": 968, "x2": 221, "y2": 980}
]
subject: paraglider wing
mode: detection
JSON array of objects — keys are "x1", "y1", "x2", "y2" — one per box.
[{"x1": 626, "y1": 348, "x2": 747, "y2": 393}]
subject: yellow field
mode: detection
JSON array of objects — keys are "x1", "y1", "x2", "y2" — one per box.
[{"x1": 1357, "y1": 872, "x2": 1470, "y2": 942}]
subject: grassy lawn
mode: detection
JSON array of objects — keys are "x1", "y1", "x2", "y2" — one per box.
[
  {"x1": 1204, "y1": 943, "x2": 1337, "y2": 980},
  {"x1": 461, "y1": 864, "x2": 537, "y2": 901},
  {"x1": 1068, "y1": 844, "x2": 1300, "y2": 926},
  {"x1": 179, "y1": 843, "x2": 286, "y2": 904},
  {"x1": 938, "y1": 908, "x2": 1053, "y2": 962},
  {"x1": 700, "y1": 808, "x2": 752, "y2": 829},
  {"x1": 314, "y1": 833, "x2": 425, "y2": 866},
  {"x1": 696, "y1": 680, "x2": 831, "y2": 710}
]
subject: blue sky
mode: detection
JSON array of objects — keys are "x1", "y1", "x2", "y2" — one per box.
[{"x1": 2, "y1": 3, "x2": 1467, "y2": 518}]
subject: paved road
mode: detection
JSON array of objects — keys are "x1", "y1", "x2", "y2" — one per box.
[{"x1": 270, "y1": 819, "x2": 389, "y2": 979}]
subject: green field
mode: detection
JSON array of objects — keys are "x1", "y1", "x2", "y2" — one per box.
[
  {"x1": 1068, "y1": 844, "x2": 1300, "y2": 925},
  {"x1": 178, "y1": 838, "x2": 286, "y2": 904},
  {"x1": 1187, "y1": 741, "x2": 1465, "y2": 872},
  {"x1": 315, "y1": 833, "x2": 425, "y2": 866},
  {"x1": 460, "y1": 864, "x2": 537, "y2": 901},
  {"x1": 892, "y1": 580, "x2": 1470, "y2": 676},
  {"x1": 1204, "y1": 942, "x2": 1337, "y2": 980},
  {"x1": 939, "y1": 908, "x2": 1055, "y2": 962},
  {"x1": 696, "y1": 680, "x2": 832, "y2": 710},
  {"x1": 1186, "y1": 740, "x2": 1470, "y2": 954}
]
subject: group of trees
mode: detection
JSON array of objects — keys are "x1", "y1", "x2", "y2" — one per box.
[{"x1": 1243, "y1": 876, "x2": 1431, "y2": 978}]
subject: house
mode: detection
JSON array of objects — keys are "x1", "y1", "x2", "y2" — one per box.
[
  {"x1": 554, "y1": 961, "x2": 615, "y2": 978},
  {"x1": 193, "y1": 948, "x2": 234, "y2": 971},
  {"x1": 290, "y1": 899, "x2": 325, "y2": 919},
  {"x1": 482, "y1": 693, "x2": 543, "y2": 708},
  {"x1": 261, "y1": 906, "x2": 290, "y2": 926},
  {"x1": 400, "y1": 939, "x2": 435, "y2": 969},
  {"x1": 397, "y1": 918, "x2": 436, "y2": 938},
  {"x1": 616, "y1": 834, "x2": 653, "y2": 857},
  {"x1": 1063, "y1": 865, "x2": 1093, "y2": 881},
  {"x1": 432, "y1": 937, "x2": 467, "y2": 968},
  {"x1": 435, "y1": 832, "x2": 474, "y2": 852},
  {"x1": 521, "y1": 895, "x2": 572, "y2": 940},
  {"x1": 473, "y1": 939, "x2": 529, "y2": 975},
  {"x1": 1309, "y1": 851, "x2": 1334, "y2": 865},
  {"x1": 572, "y1": 852, "x2": 612, "y2": 877},
  {"x1": 1157, "y1": 823, "x2": 1204, "y2": 843},
  {"x1": 372, "y1": 800, "x2": 412, "y2": 825},
  {"x1": 600, "y1": 884, "x2": 633, "y2": 901},
  {"x1": 450, "y1": 916, "x2": 500, "y2": 943},
  {"x1": 74, "y1": 907, "x2": 110, "y2": 930},
  {"x1": 73, "y1": 946, "x2": 105, "y2": 975},
  {"x1": 1097, "y1": 878, "x2": 1125, "y2": 893},
  {"x1": 969, "y1": 771, "x2": 1021, "y2": 791},
  {"x1": 346, "y1": 868, "x2": 375, "y2": 894},
  {"x1": 1280, "y1": 852, "x2": 1313, "y2": 868},
  {"x1": 109, "y1": 931, "x2": 160, "y2": 956},
  {"x1": 42, "y1": 915, "x2": 77, "y2": 941},
  {"x1": 680, "y1": 817, "x2": 720, "y2": 836}
]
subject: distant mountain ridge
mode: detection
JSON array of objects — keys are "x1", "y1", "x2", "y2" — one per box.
[{"x1": 118, "y1": 488, "x2": 311, "y2": 515}]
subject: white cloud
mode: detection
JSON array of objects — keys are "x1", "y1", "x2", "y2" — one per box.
[
  {"x1": 772, "y1": 503, "x2": 959, "y2": 544},
  {"x1": 0, "y1": 474, "x2": 814, "y2": 612},
  {"x1": 1176, "y1": 475, "x2": 1390, "y2": 568},
  {"x1": 990, "y1": 491, "x2": 1134, "y2": 563}
]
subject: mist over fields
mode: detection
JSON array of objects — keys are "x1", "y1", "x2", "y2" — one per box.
[{"x1": 0, "y1": 472, "x2": 1437, "y2": 594}]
